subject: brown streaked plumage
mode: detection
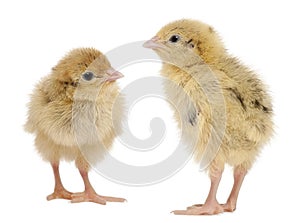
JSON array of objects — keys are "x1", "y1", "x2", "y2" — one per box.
[
  {"x1": 144, "y1": 19, "x2": 273, "y2": 215},
  {"x1": 25, "y1": 48, "x2": 126, "y2": 204}
]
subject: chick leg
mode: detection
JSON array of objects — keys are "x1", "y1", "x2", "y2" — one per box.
[
  {"x1": 172, "y1": 169, "x2": 224, "y2": 215},
  {"x1": 47, "y1": 163, "x2": 72, "y2": 201},
  {"x1": 222, "y1": 167, "x2": 247, "y2": 212},
  {"x1": 71, "y1": 169, "x2": 126, "y2": 205}
]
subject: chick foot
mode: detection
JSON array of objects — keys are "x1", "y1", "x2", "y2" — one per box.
[
  {"x1": 71, "y1": 191, "x2": 126, "y2": 205},
  {"x1": 47, "y1": 188, "x2": 73, "y2": 201},
  {"x1": 73, "y1": 169, "x2": 126, "y2": 205},
  {"x1": 172, "y1": 202, "x2": 224, "y2": 215},
  {"x1": 187, "y1": 202, "x2": 236, "y2": 212},
  {"x1": 173, "y1": 168, "x2": 224, "y2": 215},
  {"x1": 47, "y1": 163, "x2": 72, "y2": 201}
]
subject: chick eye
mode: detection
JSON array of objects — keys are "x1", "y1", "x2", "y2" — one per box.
[
  {"x1": 169, "y1": 35, "x2": 180, "y2": 43},
  {"x1": 82, "y1": 71, "x2": 94, "y2": 81}
]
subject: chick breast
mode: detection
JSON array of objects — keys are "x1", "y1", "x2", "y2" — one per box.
[{"x1": 161, "y1": 60, "x2": 273, "y2": 170}]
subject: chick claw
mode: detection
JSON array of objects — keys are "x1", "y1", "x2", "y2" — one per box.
[{"x1": 71, "y1": 192, "x2": 126, "y2": 205}]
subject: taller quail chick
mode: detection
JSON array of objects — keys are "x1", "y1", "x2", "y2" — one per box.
[{"x1": 144, "y1": 19, "x2": 273, "y2": 215}]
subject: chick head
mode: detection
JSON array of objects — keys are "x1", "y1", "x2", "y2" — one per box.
[
  {"x1": 50, "y1": 48, "x2": 123, "y2": 101},
  {"x1": 143, "y1": 19, "x2": 226, "y2": 64}
]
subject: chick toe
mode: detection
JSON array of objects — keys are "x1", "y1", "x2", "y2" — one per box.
[
  {"x1": 47, "y1": 189, "x2": 73, "y2": 201},
  {"x1": 172, "y1": 202, "x2": 224, "y2": 215}
]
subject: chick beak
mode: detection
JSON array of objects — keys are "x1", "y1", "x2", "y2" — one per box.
[
  {"x1": 143, "y1": 36, "x2": 164, "y2": 49},
  {"x1": 105, "y1": 68, "x2": 124, "y2": 82}
]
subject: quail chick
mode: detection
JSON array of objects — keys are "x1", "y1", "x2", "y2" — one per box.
[
  {"x1": 25, "y1": 48, "x2": 126, "y2": 204},
  {"x1": 144, "y1": 19, "x2": 273, "y2": 215}
]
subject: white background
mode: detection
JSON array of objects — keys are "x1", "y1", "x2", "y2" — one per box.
[{"x1": 0, "y1": 0, "x2": 299, "y2": 222}]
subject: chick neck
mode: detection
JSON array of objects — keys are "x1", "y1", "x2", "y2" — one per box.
[{"x1": 198, "y1": 46, "x2": 228, "y2": 68}]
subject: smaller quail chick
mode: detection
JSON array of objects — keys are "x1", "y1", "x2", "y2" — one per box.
[{"x1": 25, "y1": 48, "x2": 125, "y2": 205}]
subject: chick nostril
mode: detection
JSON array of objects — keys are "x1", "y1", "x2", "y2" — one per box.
[
  {"x1": 143, "y1": 36, "x2": 164, "y2": 49},
  {"x1": 106, "y1": 68, "x2": 117, "y2": 76},
  {"x1": 151, "y1": 36, "x2": 160, "y2": 42}
]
